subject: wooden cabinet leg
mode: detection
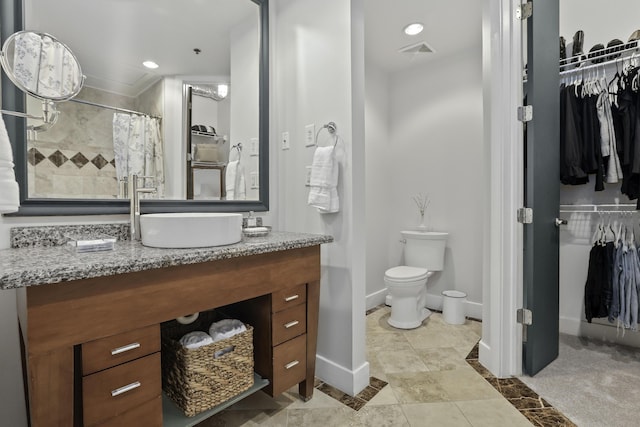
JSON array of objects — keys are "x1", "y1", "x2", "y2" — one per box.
[
  {"x1": 300, "y1": 280, "x2": 320, "y2": 400},
  {"x1": 28, "y1": 347, "x2": 74, "y2": 427}
]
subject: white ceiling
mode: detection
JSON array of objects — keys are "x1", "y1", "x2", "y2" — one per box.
[
  {"x1": 25, "y1": 0, "x2": 258, "y2": 97},
  {"x1": 23, "y1": 0, "x2": 482, "y2": 97},
  {"x1": 364, "y1": 0, "x2": 483, "y2": 73}
]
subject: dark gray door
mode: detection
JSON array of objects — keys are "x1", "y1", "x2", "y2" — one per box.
[{"x1": 523, "y1": 0, "x2": 560, "y2": 376}]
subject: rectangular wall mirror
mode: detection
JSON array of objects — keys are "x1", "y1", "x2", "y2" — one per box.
[{"x1": 1, "y1": 0, "x2": 268, "y2": 215}]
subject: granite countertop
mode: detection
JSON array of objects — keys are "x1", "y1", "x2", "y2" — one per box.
[{"x1": 0, "y1": 231, "x2": 333, "y2": 290}]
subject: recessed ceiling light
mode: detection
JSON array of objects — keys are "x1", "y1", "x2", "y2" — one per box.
[
  {"x1": 142, "y1": 60, "x2": 159, "y2": 69},
  {"x1": 403, "y1": 23, "x2": 424, "y2": 36}
]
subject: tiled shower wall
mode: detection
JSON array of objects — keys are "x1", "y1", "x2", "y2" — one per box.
[{"x1": 27, "y1": 81, "x2": 164, "y2": 199}]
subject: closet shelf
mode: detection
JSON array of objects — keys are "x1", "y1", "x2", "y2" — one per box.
[{"x1": 559, "y1": 43, "x2": 639, "y2": 73}]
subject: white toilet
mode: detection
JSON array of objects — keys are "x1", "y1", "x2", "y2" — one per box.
[{"x1": 385, "y1": 231, "x2": 448, "y2": 329}]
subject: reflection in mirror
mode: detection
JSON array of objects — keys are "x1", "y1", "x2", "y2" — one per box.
[
  {"x1": 0, "y1": 30, "x2": 83, "y2": 101},
  {"x1": 7, "y1": 0, "x2": 267, "y2": 213}
]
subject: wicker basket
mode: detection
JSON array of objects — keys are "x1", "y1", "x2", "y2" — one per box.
[{"x1": 161, "y1": 314, "x2": 254, "y2": 417}]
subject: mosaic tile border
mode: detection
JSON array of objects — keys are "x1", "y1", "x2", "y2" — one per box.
[
  {"x1": 465, "y1": 343, "x2": 577, "y2": 427},
  {"x1": 28, "y1": 147, "x2": 116, "y2": 170},
  {"x1": 313, "y1": 376, "x2": 388, "y2": 411}
]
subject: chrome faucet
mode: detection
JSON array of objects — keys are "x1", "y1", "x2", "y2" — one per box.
[{"x1": 129, "y1": 174, "x2": 156, "y2": 240}]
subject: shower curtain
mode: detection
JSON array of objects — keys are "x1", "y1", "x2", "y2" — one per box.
[{"x1": 113, "y1": 113, "x2": 164, "y2": 197}]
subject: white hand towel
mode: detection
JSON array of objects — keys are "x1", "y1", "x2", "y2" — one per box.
[
  {"x1": 225, "y1": 160, "x2": 246, "y2": 200},
  {"x1": 225, "y1": 160, "x2": 238, "y2": 200},
  {"x1": 308, "y1": 146, "x2": 339, "y2": 213},
  {"x1": 235, "y1": 162, "x2": 246, "y2": 200},
  {"x1": 0, "y1": 117, "x2": 19, "y2": 214}
]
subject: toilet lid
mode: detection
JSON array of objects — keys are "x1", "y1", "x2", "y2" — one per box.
[{"x1": 385, "y1": 266, "x2": 428, "y2": 282}]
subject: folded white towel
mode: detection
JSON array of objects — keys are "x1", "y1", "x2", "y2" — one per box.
[
  {"x1": 209, "y1": 319, "x2": 247, "y2": 343},
  {"x1": 308, "y1": 146, "x2": 339, "y2": 213},
  {"x1": 0, "y1": 117, "x2": 19, "y2": 214},
  {"x1": 179, "y1": 331, "x2": 214, "y2": 349}
]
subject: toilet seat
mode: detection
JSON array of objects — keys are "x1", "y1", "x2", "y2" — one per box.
[{"x1": 385, "y1": 266, "x2": 428, "y2": 283}]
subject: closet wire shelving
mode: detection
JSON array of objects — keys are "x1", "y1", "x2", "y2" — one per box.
[
  {"x1": 559, "y1": 43, "x2": 640, "y2": 76},
  {"x1": 523, "y1": 43, "x2": 640, "y2": 82},
  {"x1": 556, "y1": 42, "x2": 640, "y2": 218}
]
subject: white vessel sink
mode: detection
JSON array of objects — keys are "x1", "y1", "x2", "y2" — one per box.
[{"x1": 140, "y1": 213, "x2": 243, "y2": 248}]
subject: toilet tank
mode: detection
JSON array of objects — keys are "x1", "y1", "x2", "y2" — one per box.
[{"x1": 402, "y1": 231, "x2": 448, "y2": 271}]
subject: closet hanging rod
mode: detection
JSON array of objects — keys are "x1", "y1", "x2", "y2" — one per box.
[
  {"x1": 559, "y1": 203, "x2": 637, "y2": 214},
  {"x1": 559, "y1": 45, "x2": 640, "y2": 76},
  {"x1": 69, "y1": 98, "x2": 162, "y2": 119},
  {"x1": 560, "y1": 204, "x2": 637, "y2": 208},
  {"x1": 559, "y1": 210, "x2": 638, "y2": 214}
]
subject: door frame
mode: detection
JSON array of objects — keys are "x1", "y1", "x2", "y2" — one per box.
[{"x1": 479, "y1": 0, "x2": 524, "y2": 378}]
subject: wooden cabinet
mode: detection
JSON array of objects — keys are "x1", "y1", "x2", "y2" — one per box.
[
  {"x1": 82, "y1": 353, "x2": 161, "y2": 426},
  {"x1": 224, "y1": 282, "x2": 313, "y2": 398},
  {"x1": 80, "y1": 325, "x2": 161, "y2": 426},
  {"x1": 18, "y1": 246, "x2": 322, "y2": 426},
  {"x1": 81, "y1": 324, "x2": 160, "y2": 375}
]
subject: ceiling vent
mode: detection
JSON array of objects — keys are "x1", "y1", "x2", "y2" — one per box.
[{"x1": 398, "y1": 41, "x2": 435, "y2": 54}]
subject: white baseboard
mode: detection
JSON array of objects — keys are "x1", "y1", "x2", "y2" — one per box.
[
  {"x1": 559, "y1": 315, "x2": 640, "y2": 348},
  {"x1": 315, "y1": 355, "x2": 370, "y2": 396},
  {"x1": 478, "y1": 339, "x2": 497, "y2": 375},
  {"x1": 366, "y1": 288, "x2": 388, "y2": 310}
]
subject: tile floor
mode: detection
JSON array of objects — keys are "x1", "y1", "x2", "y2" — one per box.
[{"x1": 195, "y1": 306, "x2": 572, "y2": 426}]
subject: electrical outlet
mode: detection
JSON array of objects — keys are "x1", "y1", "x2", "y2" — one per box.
[
  {"x1": 281, "y1": 131, "x2": 290, "y2": 150},
  {"x1": 250, "y1": 138, "x2": 259, "y2": 156},
  {"x1": 250, "y1": 172, "x2": 259, "y2": 189},
  {"x1": 305, "y1": 166, "x2": 312, "y2": 186},
  {"x1": 305, "y1": 124, "x2": 315, "y2": 147}
]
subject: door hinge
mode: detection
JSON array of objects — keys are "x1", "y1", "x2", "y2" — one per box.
[
  {"x1": 517, "y1": 105, "x2": 533, "y2": 122},
  {"x1": 517, "y1": 308, "x2": 533, "y2": 325},
  {"x1": 517, "y1": 308, "x2": 532, "y2": 343},
  {"x1": 517, "y1": 207, "x2": 533, "y2": 224},
  {"x1": 516, "y1": 2, "x2": 532, "y2": 20}
]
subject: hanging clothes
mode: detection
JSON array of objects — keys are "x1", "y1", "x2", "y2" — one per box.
[{"x1": 560, "y1": 84, "x2": 589, "y2": 185}]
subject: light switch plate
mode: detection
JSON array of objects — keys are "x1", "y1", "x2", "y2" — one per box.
[
  {"x1": 250, "y1": 138, "x2": 259, "y2": 156},
  {"x1": 281, "y1": 132, "x2": 290, "y2": 150},
  {"x1": 250, "y1": 172, "x2": 259, "y2": 189},
  {"x1": 304, "y1": 124, "x2": 315, "y2": 147}
]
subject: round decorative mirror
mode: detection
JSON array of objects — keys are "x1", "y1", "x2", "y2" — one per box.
[{"x1": 0, "y1": 30, "x2": 84, "y2": 101}]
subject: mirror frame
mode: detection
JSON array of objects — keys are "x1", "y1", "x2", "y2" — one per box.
[{"x1": 1, "y1": 0, "x2": 269, "y2": 216}]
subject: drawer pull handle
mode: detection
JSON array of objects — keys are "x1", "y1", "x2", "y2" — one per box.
[
  {"x1": 111, "y1": 381, "x2": 141, "y2": 397},
  {"x1": 284, "y1": 320, "x2": 300, "y2": 329},
  {"x1": 284, "y1": 295, "x2": 299, "y2": 302},
  {"x1": 284, "y1": 360, "x2": 300, "y2": 370},
  {"x1": 111, "y1": 342, "x2": 141, "y2": 355}
]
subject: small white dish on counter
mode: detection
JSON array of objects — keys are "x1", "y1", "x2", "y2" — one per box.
[
  {"x1": 66, "y1": 234, "x2": 116, "y2": 253},
  {"x1": 140, "y1": 213, "x2": 242, "y2": 248},
  {"x1": 243, "y1": 226, "x2": 270, "y2": 238}
]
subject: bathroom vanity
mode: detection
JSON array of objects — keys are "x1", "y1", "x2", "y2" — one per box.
[{"x1": 0, "y1": 229, "x2": 332, "y2": 426}]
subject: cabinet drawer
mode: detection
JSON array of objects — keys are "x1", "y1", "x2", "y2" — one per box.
[
  {"x1": 272, "y1": 304, "x2": 307, "y2": 346},
  {"x1": 82, "y1": 324, "x2": 160, "y2": 375},
  {"x1": 92, "y1": 395, "x2": 162, "y2": 427},
  {"x1": 271, "y1": 334, "x2": 306, "y2": 396},
  {"x1": 83, "y1": 353, "x2": 161, "y2": 426},
  {"x1": 272, "y1": 283, "x2": 307, "y2": 313}
]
